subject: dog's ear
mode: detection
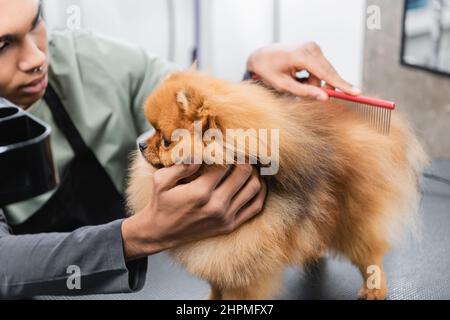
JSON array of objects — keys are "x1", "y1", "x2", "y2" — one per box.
[
  {"x1": 188, "y1": 60, "x2": 198, "y2": 72},
  {"x1": 176, "y1": 88, "x2": 206, "y2": 119},
  {"x1": 176, "y1": 88, "x2": 220, "y2": 131},
  {"x1": 176, "y1": 90, "x2": 191, "y2": 114}
]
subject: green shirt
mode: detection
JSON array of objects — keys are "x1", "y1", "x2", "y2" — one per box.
[{"x1": 4, "y1": 31, "x2": 175, "y2": 225}]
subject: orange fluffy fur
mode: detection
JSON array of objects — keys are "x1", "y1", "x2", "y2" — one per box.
[{"x1": 126, "y1": 71, "x2": 429, "y2": 300}]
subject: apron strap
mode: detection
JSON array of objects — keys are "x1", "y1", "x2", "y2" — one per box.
[{"x1": 44, "y1": 84, "x2": 87, "y2": 155}]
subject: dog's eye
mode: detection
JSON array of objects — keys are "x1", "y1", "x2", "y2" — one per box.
[
  {"x1": 161, "y1": 136, "x2": 171, "y2": 150},
  {"x1": 163, "y1": 139, "x2": 170, "y2": 149},
  {"x1": 158, "y1": 131, "x2": 172, "y2": 150}
]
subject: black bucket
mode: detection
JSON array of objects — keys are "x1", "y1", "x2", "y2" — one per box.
[{"x1": 0, "y1": 105, "x2": 59, "y2": 206}]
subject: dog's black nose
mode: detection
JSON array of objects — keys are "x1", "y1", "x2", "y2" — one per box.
[{"x1": 138, "y1": 142, "x2": 148, "y2": 153}]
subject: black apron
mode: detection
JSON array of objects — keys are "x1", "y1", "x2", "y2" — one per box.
[{"x1": 12, "y1": 85, "x2": 126, "y2": 235}]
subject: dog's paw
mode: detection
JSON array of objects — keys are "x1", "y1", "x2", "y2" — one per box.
[{"x1": 357, "y1": 287, "x2": 387, "y2": 300}]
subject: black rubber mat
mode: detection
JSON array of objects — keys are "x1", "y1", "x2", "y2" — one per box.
[{"x1": 37, "y1": 160, "x2": 450, "y2": 300}]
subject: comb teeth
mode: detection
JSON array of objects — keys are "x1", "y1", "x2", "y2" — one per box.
[
  {"x1": 329, "y1": 98, "x2": 393, "y2": 136},
  {"x1": 324, "y1": 89, "x2": 395, "y2": 136}
]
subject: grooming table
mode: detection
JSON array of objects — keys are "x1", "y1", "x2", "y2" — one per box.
[{"x1": 37, "y1": 160, "x2": 450, "y2": 300}]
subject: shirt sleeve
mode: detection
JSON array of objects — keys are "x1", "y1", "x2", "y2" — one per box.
[
  {"x1": 49, "y1": 30, "x2": 178, "y2": 137},
  {"x1": 128, "y1": 48, "x2": 178, "y2": 135},
  {"x1": 0, "y1": 209, "x2": 147, "y2": 299}
]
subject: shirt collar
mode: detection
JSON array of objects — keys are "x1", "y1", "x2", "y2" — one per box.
[{"x1": 0, "y1": 97, "x2": 11, "y2": 107}]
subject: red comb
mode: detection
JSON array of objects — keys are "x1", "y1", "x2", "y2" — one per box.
[
  {"x1": 322, "y1": 88, "x2": 396, "y2": 135},
  {"x1": 322, "y1": 88, "x2": 395, "y2": 110},
  {"x1": 249, "y1": 72, "x2": 395, "y2": 135}
]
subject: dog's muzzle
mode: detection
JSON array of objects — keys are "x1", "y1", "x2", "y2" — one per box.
[{"x1": 136, "y1": 128, "x2": 155, "y2": 155}]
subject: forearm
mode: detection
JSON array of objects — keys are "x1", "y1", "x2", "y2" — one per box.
[
  {"x1": 121, "y1": 214, "x2": 172, "y2": 261},
  {"x1": 0, "y1": 216, "x2": 147, "y2": 299}
]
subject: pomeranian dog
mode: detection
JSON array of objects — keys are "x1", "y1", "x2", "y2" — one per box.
[{"x1": 127, "y1": 70, "x2": 428, "y2": 300}]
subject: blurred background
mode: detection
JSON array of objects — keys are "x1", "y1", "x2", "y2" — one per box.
[
  {"x1": 33, "y1": 0, "x2": 450, "y2": 300},
  {"x1": 42, "y1": 0, "x2": 450, "y2": 159}
]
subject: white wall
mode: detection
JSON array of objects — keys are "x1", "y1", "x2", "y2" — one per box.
[
  {"x1": 199, "y1": 0, "x2": 275, "y2": 80},
  {"x1": 43, "y1": 0, "x2": 366, "y2": 85},
  {"x1": 279, "y1": 0, "x2": 366, "y2": 86},
  {"x1": 43, "y1": 0, "x2": 194, "y2": 67},
  {"x1": 200, "y1": 0, "x2": 366, "y2": 84}
]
